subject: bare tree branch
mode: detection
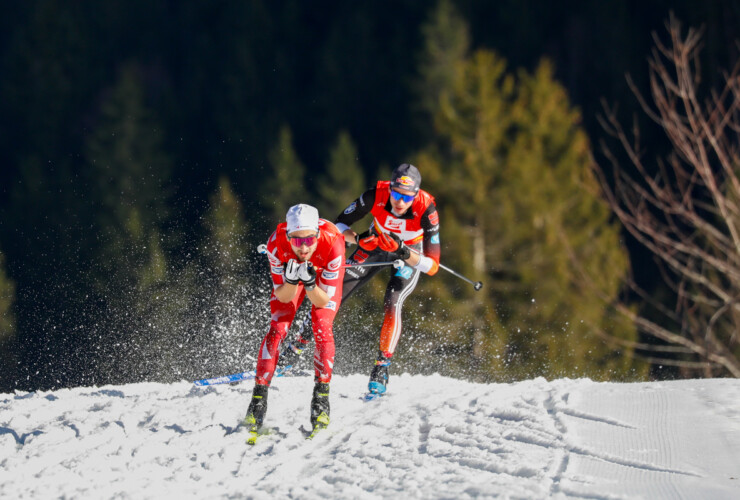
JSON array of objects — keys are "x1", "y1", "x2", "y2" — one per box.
[{"x1": 594, "y1": 15, "x2": 740, "y2": 378}]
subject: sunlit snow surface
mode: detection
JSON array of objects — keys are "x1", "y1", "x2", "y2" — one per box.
[{"x1": 1, "y1": 375, "x2": 739, "y2": 499}]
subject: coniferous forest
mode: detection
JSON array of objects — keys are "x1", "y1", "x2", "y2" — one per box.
[{"x1": 1, "y1": 1, "x2": 739, "y2": 392}]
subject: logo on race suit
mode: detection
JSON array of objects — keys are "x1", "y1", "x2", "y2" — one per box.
[
  {"x1": 327, "y1": 255, "x2": 342, "y2": 271},
  {"x1": 324, "y1": 301, "x2": 337, "y2": 311},
  {"x1": 429, "y1": 211, "x2": 439, "y2": 225},
  {"x1": 344, "y1": 202, "x2": 357, "y2": 214},
  {"x1": 352, "y1": 250, "x2": 369, "y2": 264},
  {"x1": 272, "y1": 266, "x2": 284, "y2": 275},
  {"x1": 431, "y1": 234, "x2": 440, "y2": 244},
  {"x1": 384, "y1": 218, "x2": 405, "y2": 232},
  {"x1": 322, "y1": 270, "x2": 338, "y2": 280},
  {"x1": 396, "y1": 176, "x2": 415, "y2": 188},
  {"x1": 395, "y1": 265, "x2": 414, "y2": 279},
  {"x1": 267, "y1": 248, "x2": 281, "y2": 267}
]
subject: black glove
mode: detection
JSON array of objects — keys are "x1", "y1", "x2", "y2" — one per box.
[
  {"x1": 378, "y1": 232, "x2": 411, "y2": 260},
  {"x1": 283, "y1": 259, "x2": 301, "y2": 285},
  {"x1": 298, "y1": 262, "x2": 317, "y2": 291}
]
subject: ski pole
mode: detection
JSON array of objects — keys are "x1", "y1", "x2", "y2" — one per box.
[
  {"x1": 406, "y1": 246, "x2": 484, "y2": 291},
  {"x1": 258, "y1": 244, "x2": 404, "y2": 270},
  {"x1": 345, "y1": 260, "x2": 405, "y2": 269},
  {"x1": 437, "y1": 262, "x2": 483, "y2": 291},
  {"x1": 259, "y1": 244, "x2": 482, "y2": 290}
]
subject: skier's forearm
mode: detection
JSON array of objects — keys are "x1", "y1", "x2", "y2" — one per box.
[
  {"x1": 275, "y1": 283, "x2": 299, "y2": 303},
  {"x1": 341, "y1": 228, "x2": 358, "y2": 245},
  {"x1": 305, "y1": 286, "x2": 331, "y2": 308},
  {"x1": 403, "y1": 251, "x2": 420, "y2": 267}
]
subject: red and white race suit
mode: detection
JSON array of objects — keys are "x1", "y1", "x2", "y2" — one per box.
[{"x1": 255, "y1": 219, "x2": 345, "y2": 385}]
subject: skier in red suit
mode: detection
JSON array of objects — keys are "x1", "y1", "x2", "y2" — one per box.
[{"x1": 244, "y1": 204, "x2": 345, "y2": 433}]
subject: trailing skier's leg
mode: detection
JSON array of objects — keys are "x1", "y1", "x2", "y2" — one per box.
[
  {"x1": 277, "y1": 308, "x2": 313, "y2": 370},
  {"x1": 368, "y1": 266, "x2": 420, "y2": 394},
  {"x1": 368, "y1": 351, "x2": 391, "y2": 394}
]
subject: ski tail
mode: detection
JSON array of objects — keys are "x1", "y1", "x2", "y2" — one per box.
[{"x1": 363, "y1": 391, "x2": 384, "y2": 401}]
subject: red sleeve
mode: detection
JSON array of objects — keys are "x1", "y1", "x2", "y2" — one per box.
[{"x1": 265, "y1": 230, "x2": 286, "y2": 288}]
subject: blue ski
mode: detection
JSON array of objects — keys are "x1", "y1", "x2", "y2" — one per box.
[{"x1": 194, "y1": 365, "x2": 295, "y2": 387}]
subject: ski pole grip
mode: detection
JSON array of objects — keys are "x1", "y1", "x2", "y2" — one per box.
[{"x1": 257, "y1": 244, "x2": 267, "y2": 254}]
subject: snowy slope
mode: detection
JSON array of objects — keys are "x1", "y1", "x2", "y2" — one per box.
[{"x1": 1, "y1": 374, "x2": 739, "y2": 499}]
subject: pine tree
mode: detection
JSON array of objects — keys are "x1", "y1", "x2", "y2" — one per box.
[
  {"x1": 83, "y1": 62, "x2": 182, "y2": 383},
  {"x1": 416, "y1": 0, "x2": 471, "y2": 119},
  {"x1": 411, "y1": 49, "x2": 514, "y2": 381},
  {"x1": 261, "y1": 125, "x2": 308, "y2": 224},
  {"x1": 317, "y1": 130, "x2": 365, "y2": 219},
  {"x1": 85, "y1": 62, "x2": 173, "y2": 297},
  {"x1": 0, "y1": 249, "x2": 17, "y2": 391},
  {"x1": 0, "y1": 249, "x2": 15, "y2": 343},
  {"x1": 495, "y1": 60, "x2": 639, "y2": 379},
  {"x1": 412, "y1": 4, "x2": 644, "y2": 381},
  {"x1": 203, "y1": 176, "x2": 251, "y2": 277}
]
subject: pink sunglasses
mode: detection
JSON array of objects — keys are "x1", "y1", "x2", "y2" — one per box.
[{"x1": 289, "y1": 233, "x2": 319, "y2": 247}]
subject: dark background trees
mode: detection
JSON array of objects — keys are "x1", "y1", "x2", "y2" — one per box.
[{"x1": 0, "y1": 1, "x2": 737, "y2": 391}]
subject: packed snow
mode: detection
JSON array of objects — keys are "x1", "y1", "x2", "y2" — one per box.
[{"x1": 1, "y1": 374, "x2": 739, "y2": 499}]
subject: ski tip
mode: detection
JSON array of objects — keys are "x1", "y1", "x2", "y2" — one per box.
[
  {"x1": 306, "y1": 413, "x2": 330, "y2": 440},
  {"x1": 306, "y1": 425, "x2": 327, "y2": 440}
]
